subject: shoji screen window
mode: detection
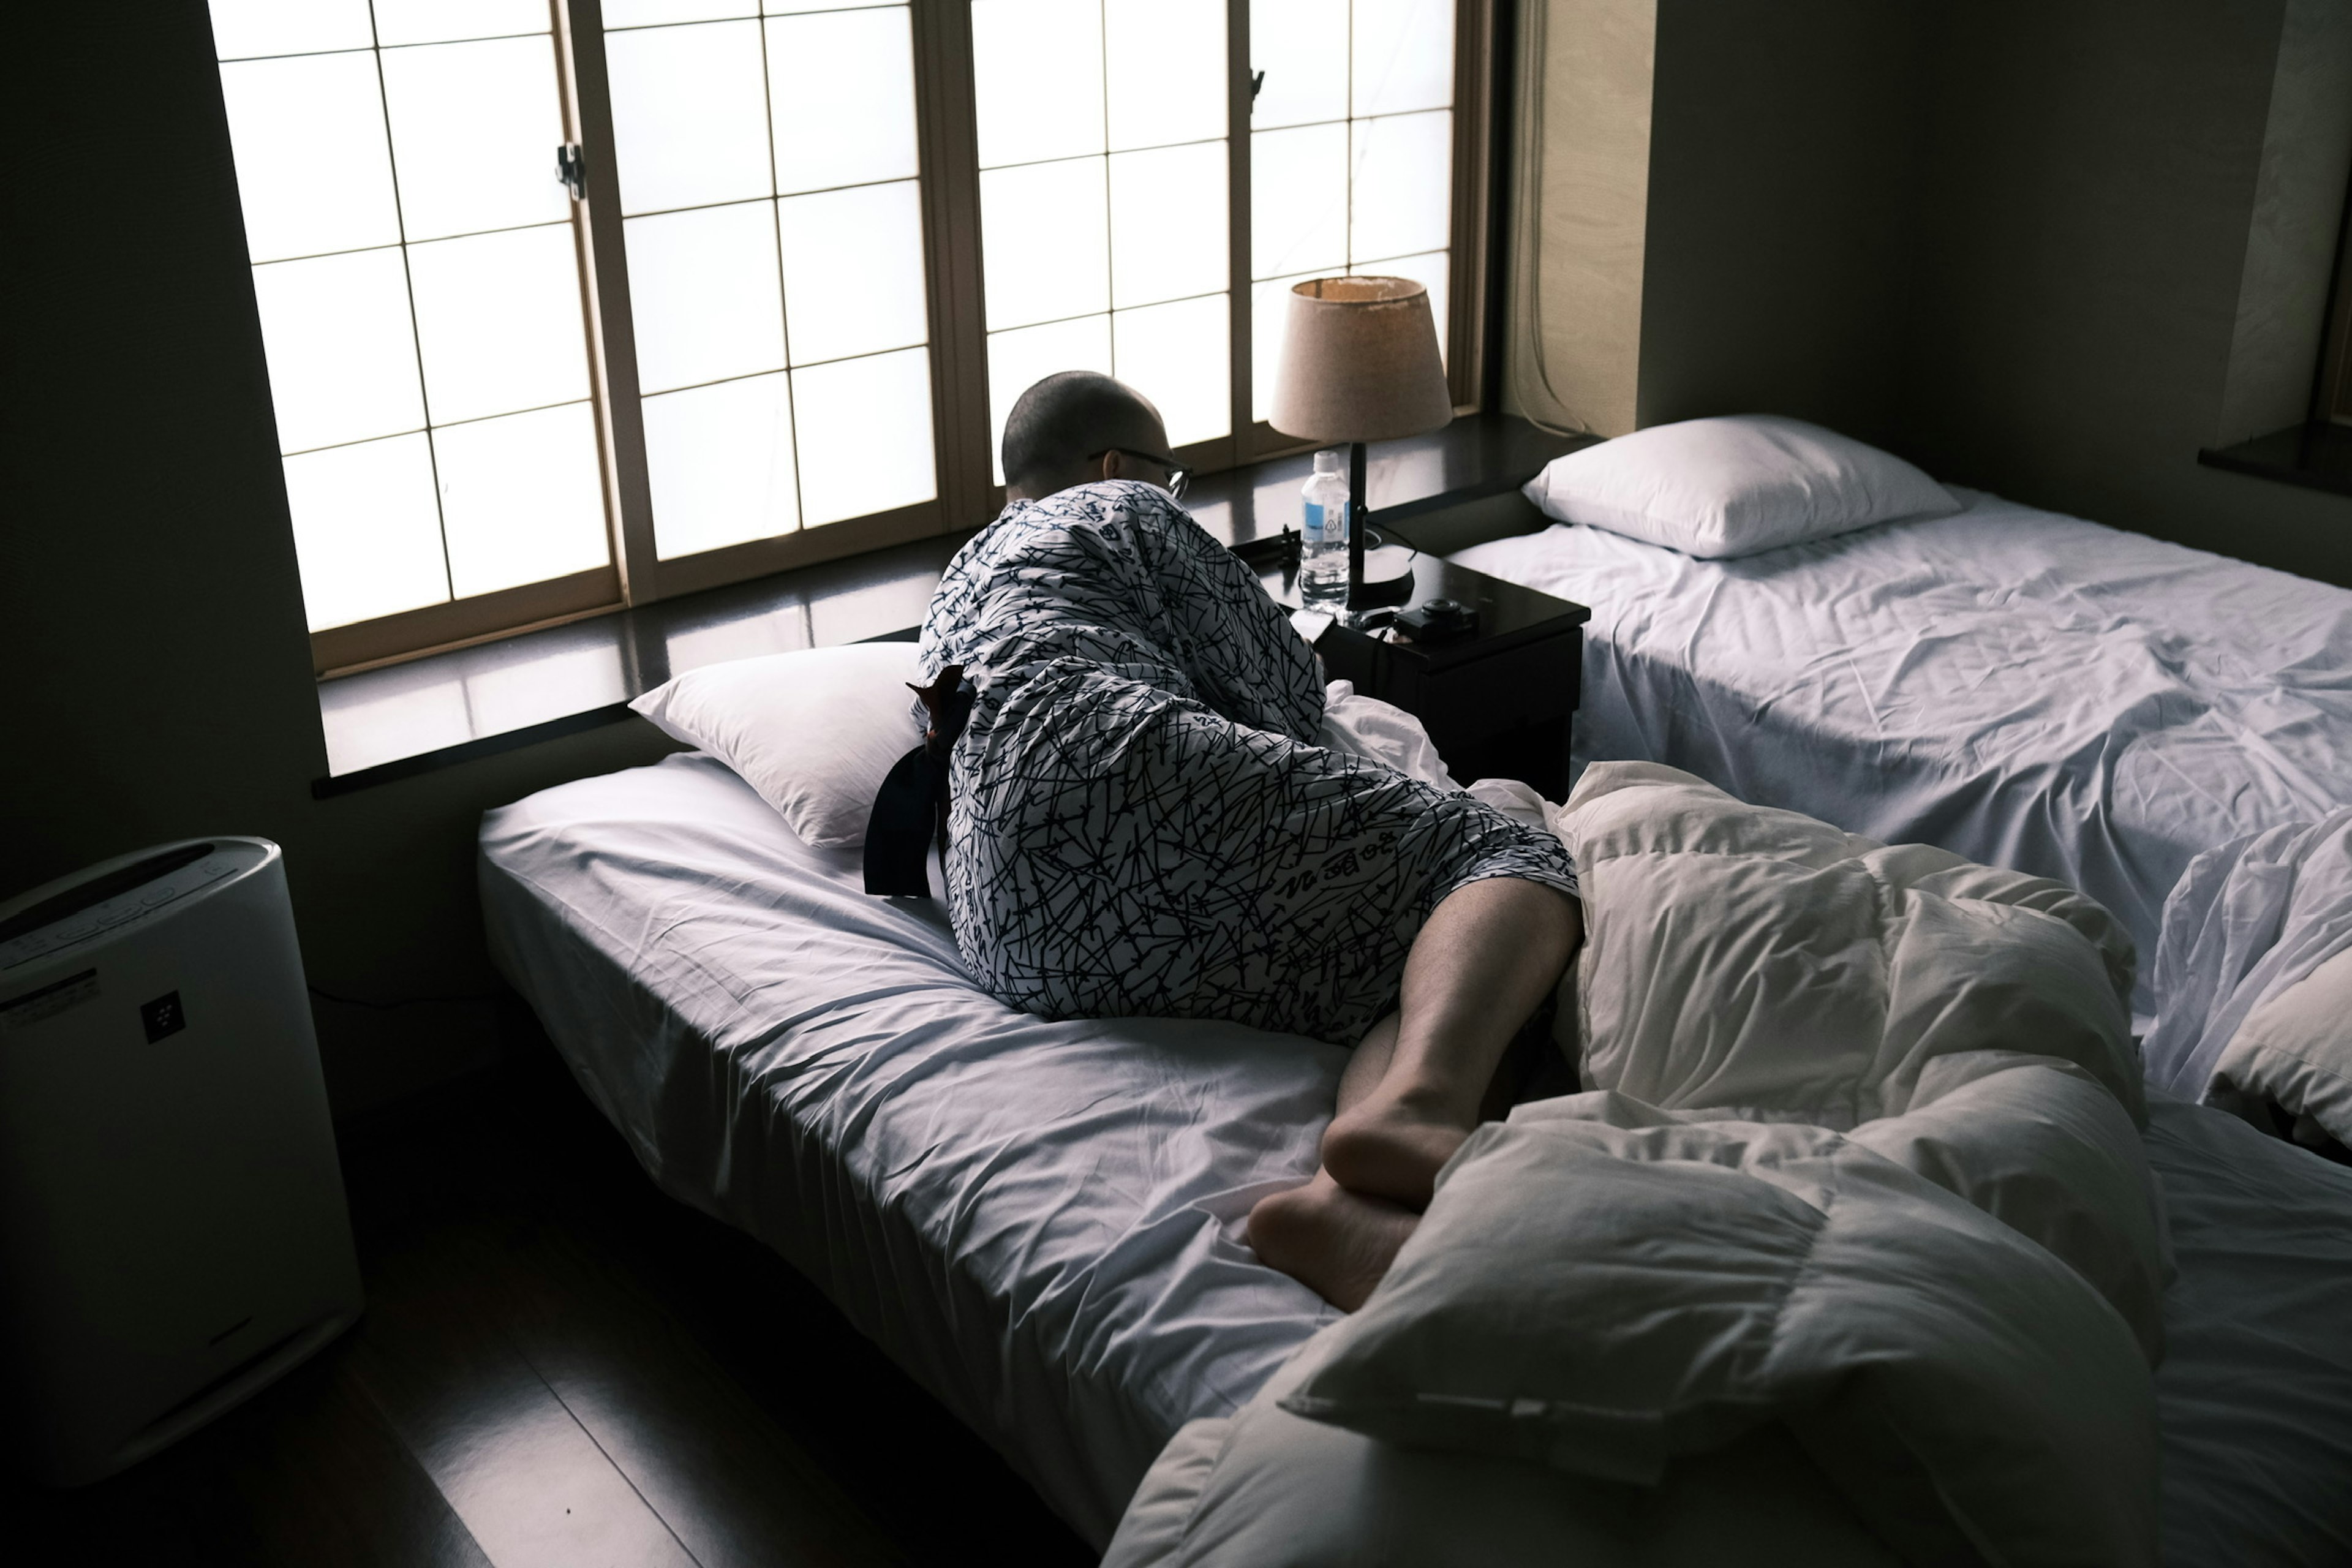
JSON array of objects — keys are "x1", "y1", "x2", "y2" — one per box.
[
  {"x1": 970, "y1": 0, "x2": 1232, "y2": 478},
  {"x1": 602, "y1": 1, "x2": 937, "y2": 562},
  {"x1": 211, "y1": 0, "x2": 611, "y2": 666},
  {"x1": 1249, "y1": 0, "x2": 1455, "y2": 423}
]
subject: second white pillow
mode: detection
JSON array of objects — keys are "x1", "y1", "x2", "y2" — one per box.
[{"x1": 1523, "y1": 414, "x2": 1958, "y2": 560}]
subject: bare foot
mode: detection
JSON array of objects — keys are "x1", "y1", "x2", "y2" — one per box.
[
  {"x1": 1247, "y1": 1172, "x2": 1420, "y2": 1311},
  {"x1": 1321, "y1": 1090, "x2": 1474, "y2": 1209}
]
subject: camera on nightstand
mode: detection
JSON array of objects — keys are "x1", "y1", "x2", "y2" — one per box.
[{"x1": 1395, "y1": 597, "x2": 1480, "y2": 646}]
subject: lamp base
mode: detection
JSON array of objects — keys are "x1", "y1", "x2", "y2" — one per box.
[{"x1": 1347, "y1": 548, "x2": 1415, "y2": 609}]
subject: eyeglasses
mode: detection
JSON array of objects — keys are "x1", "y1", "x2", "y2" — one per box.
[{"x1": 1088, "y1": 447, "x2": 1189, "y2": 501}]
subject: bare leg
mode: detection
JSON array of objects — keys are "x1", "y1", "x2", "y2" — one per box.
[
  {"x1": 1322, "y1": 878, "x2": 1582, "y2": 1207},
  {"x1": 1247, "y1": 880, "x2": 1582, "y2": 1308}
]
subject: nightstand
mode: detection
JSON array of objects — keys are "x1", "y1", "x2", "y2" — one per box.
[{"x1": 1267, "y1": 556, "x2": 1591, "y2": 800}]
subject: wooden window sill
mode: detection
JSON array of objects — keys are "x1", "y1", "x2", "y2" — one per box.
[
  {"x1": 312, "y1": 413, "x2": 1591, "y2": 796},
  {"x1": 2197, "y1": 423, "x2": 2352, "y2": 500}
]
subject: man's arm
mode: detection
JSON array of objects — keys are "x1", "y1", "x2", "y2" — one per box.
[{"x1": 1155, "y1": 496, "x2": 1325, "y2": 741}]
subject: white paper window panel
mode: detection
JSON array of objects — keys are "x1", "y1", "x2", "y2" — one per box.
[
  {"x1": 380, "y1": 36, "x2": 571, "y2": 243},
  {"x1": 218, "y1": 53, "x2": 401, "y2": 262},
  {"x1": 605, "y1": 1, "x2": 753, "y2": 24},
  {"x1": 407, "y1": 224, "x2": 593, "y2": 424},
  {"x1": 1350, "y1": 110, "x2": 1452, "y2": 263},
  {"x1": 643, "y1": 372, "x2": 802, "y2": 557},
  {"x1": 624, "y1": 202, "x2": 789, "y2": 394},
  {"x1": 767, "y1": 7, "x2": 921, "y2": 195},
  {"x1": 986, "y1": 315, "x2": 1114, "y2": 484},
  {"x1": 982, "y1": 300, "x2": 1227, "y2": 484},
  {"x1": 372, "y1": 0, "x2": 549, "y2": 47},
  {"x1": 1249, "y1": 0, "x2": 1348, "y2": 130},
  {"x1": 1253, "y1": 249, "x2": 1444, "y2": 421},
  {"x1": 251, "y1": 247, "x2": 424, "y2": 454},
  {"x1": 1250, "y1": 121, "x2": 1348, "y2": 280},
  {"x1": 1352, "y1": 0, "x2": 1453, "y2": 118},
  {"x1": 1104, "y1": 0, "x2": 1226, "y2": 153},
  {"x1": 1109, "y1": 143, "x2": 1228, "y2": 311},
  {"x1": 777, "y1": 181, "x2": 930, "y2": 366},
  {"x1": 282, "y1": 432, "x2": 450, "y2": 630},
  {"x1": 606, "y1": 0, "x2": 903, "y2": 24},
  {"x1": 209, "y1": 0, "x2": 374, "y2": 60},
  {"x1": 1115, "y1": 295, "x2": 1230, "y2": 448},
  {"x1": 606, "y1": 20, "x2": 774, "y2": 216},
  {"x1": 793, "y1": 349, "x2": 938, "y2": 527},
  {"x1": 432, "y1": 402, "x2": 612, "y2": 598},
  {"x1": 979, "y1": 159, "x2": 1110, "y2": 330},
  {"x1": 971, "y1": 0, "x2": 1104, "y2": 169}
]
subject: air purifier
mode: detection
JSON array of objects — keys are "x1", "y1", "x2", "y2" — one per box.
[{"x1": 0, "y1": 837, "x2": 362, "y2": 1486}]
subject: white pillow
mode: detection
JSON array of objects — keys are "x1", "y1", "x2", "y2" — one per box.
[
  {"x1": 630, "y1": 643, "x2": 922, "y2": 848},
  {"x1": 2210, "y1": 944, "x2": 2352, "y2": 1152},
  {"x1": 1523, "y1": 414, "x2": 1958, "y2": 559}
]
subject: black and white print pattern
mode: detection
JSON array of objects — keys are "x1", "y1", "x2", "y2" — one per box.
[{"x1": 918, "y1": 480, "x2": 1579, "y2": 1044}]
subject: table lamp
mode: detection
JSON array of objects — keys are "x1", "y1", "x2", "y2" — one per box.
[{"x1": 1269, "y1": 276, "x2": 1453, "y2": 609}]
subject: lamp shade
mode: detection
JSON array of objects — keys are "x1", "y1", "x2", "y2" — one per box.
[{"x1": 1269, "y1": 276, "x2": 1453, "y2": 444}]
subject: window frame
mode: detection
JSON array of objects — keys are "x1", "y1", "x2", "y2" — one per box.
[
  {"x1": 299, "y1": 0, "x2": 1498, "y2": 677},
  {"x1": 2320, "y1": 185, "x2": 2352, "y2": 427}
]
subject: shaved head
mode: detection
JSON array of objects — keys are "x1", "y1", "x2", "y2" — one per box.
[{"x1": 1001, "y1": 371, "x2": 1169, "y2": 499}]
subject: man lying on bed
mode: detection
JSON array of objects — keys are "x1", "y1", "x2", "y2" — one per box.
[{"x1": 914, "y1": 370, "x2": 1583, "y2": 1310}]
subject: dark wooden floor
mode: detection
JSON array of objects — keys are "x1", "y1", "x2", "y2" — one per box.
[{"x1": 0, "y1": 1020, "x2": 1096, "y2": 1566}]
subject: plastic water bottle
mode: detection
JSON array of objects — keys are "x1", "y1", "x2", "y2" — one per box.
[{"x1": 1300, "y1": 450, "x2": 1350, "y2": 605}]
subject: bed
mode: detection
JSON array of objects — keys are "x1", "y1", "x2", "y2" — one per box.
[
  {"x1": 1450, "y1": 486, "x2": 2352, "y2": 1003},
  {"x1": 480, "y1": 749, "x2": 2352, "y2": 1561}
]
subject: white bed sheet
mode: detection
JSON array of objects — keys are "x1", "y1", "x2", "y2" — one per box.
[
  {"x1": 1452, "y1": 490, "x2": 2352, "y2": 996},
  {"x1": 479, "y1": 752, "x2": 2352, "y2": 1559},
  {"x1": 477, "y1": 753, "x2": 1345, "y2": 1548}
]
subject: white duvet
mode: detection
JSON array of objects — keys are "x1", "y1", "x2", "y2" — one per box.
[{"x1": 1110, "y1": 763, "x2": 2170, "y2": 1566}]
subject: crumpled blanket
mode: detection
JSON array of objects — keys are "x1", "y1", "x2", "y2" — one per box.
[{"x1": 1108, "y1": 763, "x2": 2165, "y2": 1567}]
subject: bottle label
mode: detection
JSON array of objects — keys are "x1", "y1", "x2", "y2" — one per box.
[{"x1": 1303, "y1": 502, "x2": 1330, "y2": 542}]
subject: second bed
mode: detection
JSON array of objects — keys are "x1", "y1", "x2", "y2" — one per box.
[{"x1": 1452, "y1": 486, "x2": 2352, "y2": 993}]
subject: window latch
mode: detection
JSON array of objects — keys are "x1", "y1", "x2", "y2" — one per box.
[
  {"x1": 1250, "y1": 69, "x2": 1265, "y2": 104},
  {"x1": 556, "y1": 143, "x2": 587, "y2": 200}
]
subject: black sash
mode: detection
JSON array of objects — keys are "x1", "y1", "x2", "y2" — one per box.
[{"x1": 863, "y1": 665, "x2": 974, "y2": 897}]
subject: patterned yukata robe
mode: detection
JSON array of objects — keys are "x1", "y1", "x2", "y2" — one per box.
[{"x1": 916, "y1": 480, "x2": 1579, "y2": 1045}]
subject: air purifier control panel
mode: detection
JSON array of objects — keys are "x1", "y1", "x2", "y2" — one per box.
[{"x1": 0, "y1": 842, "x2": 254, "y2": 973}]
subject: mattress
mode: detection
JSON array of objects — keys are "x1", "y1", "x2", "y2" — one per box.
[
  {"x1": 479, "y1": 752, "x2": 2352, "y2": 1559},
  {"x1": 1452, "y1": 489, "x2": 2352, "y2": 998}
]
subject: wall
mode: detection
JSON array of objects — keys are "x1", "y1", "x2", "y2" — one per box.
[
  {"x1": 1512, "y1": 0, "x2": 2352, "y2": 586},
  {"x1": 2, "y1": 7, "x2": 682, "y2": 1117},
  {"x1": 2217, "y1": 0, "x2": 2352, "y2": 447},
  {"x1": 1896, "y1": 0, "x2": 2352, "y2": 586},
  {"x1": 1506, "y1": 0, "x2": 1928, "y2": 449},
  {"x1": 1634, "y1": 0, "x2": 1925, "y2": 451}
]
